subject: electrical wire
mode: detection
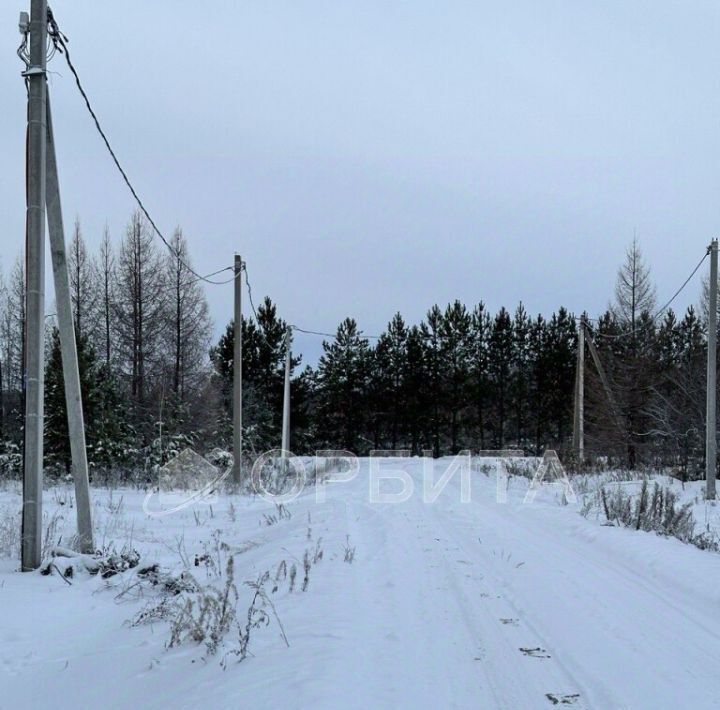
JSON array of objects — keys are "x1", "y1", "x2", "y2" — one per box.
[
  {"x1": 653, "y1": 248, "x2": 709, "y2": 320},
  {"x1": 156, "y1": 265, "x2": 239, "y2": 295},
  {"x1": 37, "y1": 10, "x2": 718, "y2": 342},
  {"x1": 243, "y1": 263, "x2": 260, "y2": 322},
  {"x1": 45, "y1": 8, "x2": 232, "y2": 286},
  {"x1": 589, "y1": 247, "x2": 711, "y2": 341},
  {"x1": 242, "y1": 262, "x2": 382, "y2": 339}
]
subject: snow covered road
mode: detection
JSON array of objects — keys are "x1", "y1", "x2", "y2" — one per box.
[{"x1": 2, "y1": 458, "x2": 720, "y2": 709}]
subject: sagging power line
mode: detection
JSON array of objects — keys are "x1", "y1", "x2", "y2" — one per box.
[
  {"x1": 589, "y1": 247, "x2": 710, "y2": 342},
  {"x1": 44, "y1": 8, "x2": 232, "y2": 286}
]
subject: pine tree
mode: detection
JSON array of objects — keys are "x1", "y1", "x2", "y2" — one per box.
[
  {"x1": 404, "y1": 325, "x2": 429, "y2": 455},
  {"x1": 471, "y1": 303, "x2": 491, "y2": 450},
  {"x1": 421, "y1": 306, "x2": 444, "y2": 457},
  {"x1": 371, "y1": 313, "x2": 408, "y2": 449},
  {"x1": 489, "y1": 307, "x2": 513, "y2": 448},
  {"x1": 315, "y1": 318, "x2": 370, "y2": 453},
  {"x1": 44, "y1": 327, "x2": 128, "y2": 471},
  {"x1": 440, "y1": 301, "x2": 472, "y2": 453},
  {"x1": 211, "y1": 298, "x2": 298, "y2": 452},
  {"x1": 511, "y1": 303, "x2": 531, "y2": 448},
  {"x1": 544, "y1": 308, "x2": 577, "y2": 449},
  {"x1": 528, "y1": 313, "x2": 549, "y2": 452}
]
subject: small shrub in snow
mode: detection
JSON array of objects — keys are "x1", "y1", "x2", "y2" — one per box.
[
  {"x1": 272, "y1": 560, "x2": 288, "y2": 592},
  {"x1": 41, "y1": 509, "x2": 66, "y2": 561},
  {"x1": 343, "y1": 536, "x2": 356, "y2": 564},
  {"x1": 302, "y1": 551, "x2": 312, "y2": 592},
  {"x1": 206, "y1": 448, "x2": 233, "y2": 470},
  {"x1": 168, "y1": 556, "x2": 239, "y2": 655},
  {"x1": 0, "y1": 504, "x2": 20, "y2": 558},
  {"x1": 122, "y1": 564, "x2": 200, "y2": 605},
  {"x1": 691, "y1": 530, "x2": 720, "y2": 552},
  {"x1": 132, "y1": 556, "x2": 289, "y2": 663},
  {"x1": 222, "y1": 571, "x2": 289, "y2": 666},
  {"x1": 503, "y1": 459, "x2": 537, "y2": 479},
  {"x1": 41, "y1": 545, "x2": 140, "y2": 579},
  {"x1": 600, "y1": 480, "x2": 695, "y2": 542},
  {"x1": 0, "y1": 441, "x2": 21, "y2": 479},
  {"x1": 193, "y1": 529, "x2": 230, "y2": 579},
  {"x1": 262, "y1": 503, "x2": 291, "y2": 527}
]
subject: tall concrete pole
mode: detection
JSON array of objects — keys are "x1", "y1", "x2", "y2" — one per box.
[
  {"x1": 45, "y1": 96, "x2": 94, "y2": 552},
  {"x1": 232, "y1": 254, "x2": 242, "y2": 484},
  {"x1": 572, "y1": 316, "x2": 585, "y2": 460},
  {"x1": 21, "y1": 0, "x2": 48, "y2": 571},
  {"x1": 281, "y1": 327, "x2": 291, "y2": 457},
  {"x1": 706, "y1": 239, "x2": 718, "y2": 500}
]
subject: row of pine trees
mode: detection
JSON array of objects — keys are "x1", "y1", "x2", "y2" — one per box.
[{"x1": 0, "y1": 216, "x2": 714, "y2": 476}]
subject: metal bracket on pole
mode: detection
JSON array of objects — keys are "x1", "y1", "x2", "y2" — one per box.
[
  {"x1": 21, "y1": 65, "x2": 45, "y2": 77},
  {"x1": 21, "y1": 65, "x2": 44, "y2": 75}
]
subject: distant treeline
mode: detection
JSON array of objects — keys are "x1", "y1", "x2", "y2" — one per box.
[{"x1": 0, "y1": 219, "x2": 713, "y2": 476}]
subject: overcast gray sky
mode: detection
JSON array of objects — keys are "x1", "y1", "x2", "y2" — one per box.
[{"x1": 2, "y1": 1, "x2": 719, "y2": 362}]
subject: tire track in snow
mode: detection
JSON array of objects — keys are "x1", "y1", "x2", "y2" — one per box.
[{"x1": 421, "y1": 490, "x2": 595, "y2": 709}]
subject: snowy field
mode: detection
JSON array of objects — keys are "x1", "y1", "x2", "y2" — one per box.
[{"x1": 1, "y1": 458, "x2": 720, "y2": 710}]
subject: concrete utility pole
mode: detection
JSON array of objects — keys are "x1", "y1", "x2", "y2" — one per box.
[
  {"x1": 45, "y1": 96, "x2": 94, "y2": 552},
  {"x1": 281, "y1": 327, "x2": 291, "y2": 457},
  {"x1": 232, "y1": 254, "x2": 242, "y2": 484},
  {"x1": 706, "y1": 239, "x2": 718, "y2": 500},
  {"x1": 572, "y1": 316, "x2": 585, "y2": 460},
  {"x1": 585, "y1": 329, "x2": 625, "y2": 438},
  {"x1": 21, "y1": 0, "x2": 48, "y2": 571}
]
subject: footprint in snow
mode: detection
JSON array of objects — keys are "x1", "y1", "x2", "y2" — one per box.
[
  {"x1": 519, "y1": 647, "x2": 551, "y2": 659},
  {"x1": 545, "y1": 693, "x2": 580, "y2": 705}
]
